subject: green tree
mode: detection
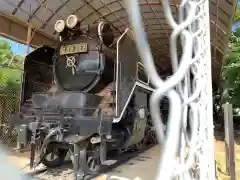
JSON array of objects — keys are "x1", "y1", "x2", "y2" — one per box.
[
  {"x1": 235, "y1": 8, "x2": 240, "y2": 22},
  {"x1": 221, "y1": 33, "x2": 240, "y2": 105},
  {"x1": 0, "y1": 39, "x2": 24, "y2": 132},
  {"x1": 0, "y1": 39, "x2": 24, "y2": 84},
  {"x1": 0, "y1": 40, "x2": 13, "y2": 65},
  {"x1": 0, "y1": 38, "x2": 27, "y2": 147}
]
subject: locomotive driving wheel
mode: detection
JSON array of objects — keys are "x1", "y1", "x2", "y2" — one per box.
[
  {"x1": 42, "y1": 147, "x2": 68, "y2": 168},
  {"x1": 134, "y1": 124, "x2": 156, "y2": 150},
  {"x1": 134, "y1": 136, "x2": 148, "y2": 150}
]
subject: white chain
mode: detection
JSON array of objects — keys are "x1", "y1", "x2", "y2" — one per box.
[{"x1": 125, "y1": 0, "x2": 215, "y2": 179}]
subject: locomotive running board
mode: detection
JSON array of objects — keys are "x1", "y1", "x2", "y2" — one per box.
[{"x1": 113, "y1": 81, "x2": 154, "y2": 123}]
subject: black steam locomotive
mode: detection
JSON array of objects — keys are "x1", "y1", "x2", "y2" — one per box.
[{"x1": 10, "y1": 15, "x2": 160, "y2": 179}]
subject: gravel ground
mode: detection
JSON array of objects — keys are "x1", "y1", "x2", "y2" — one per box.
[
  {"x1": 35, "y1": 165, "x2": 75, "y2": 180},
  {"x1": 8, "y1": 151, "x2": 75, "y2": 180},
  {"x1": 31, "y1": 146, "x2": 161, "y2": 180},
  {"x1": 7, "y1": 147, "x2": 155, "y2": 180},
  {"x1": 7, "y1": 133, "x2": 239, "y2": 180}
]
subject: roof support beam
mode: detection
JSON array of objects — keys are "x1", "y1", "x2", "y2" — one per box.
[{"x1": 0, "y1": 13, "x2": 56, "y2": 48}]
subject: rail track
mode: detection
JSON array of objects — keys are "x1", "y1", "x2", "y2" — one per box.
[{"x1": 24, "y1": 144, "x2": 156, "y2": 180}]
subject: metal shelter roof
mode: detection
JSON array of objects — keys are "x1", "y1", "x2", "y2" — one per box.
[{"x1": 0, "y1": 0, "x2": 237, "y2": 81}]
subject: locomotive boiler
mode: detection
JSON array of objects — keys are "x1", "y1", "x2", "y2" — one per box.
[{"x1": 10, "y1": 15, "x2": 159, "y2": 180}]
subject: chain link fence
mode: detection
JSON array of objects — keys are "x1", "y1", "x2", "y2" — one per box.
[
  {"x1": 0, "y1": 35, "x2": 26, "y2": 150},
  {"x1": 126, "y1": 0, "x2": 216, "y2": 179},
  {"x1": 0, "y1": 66, "x2": 23, "y2": 148}
]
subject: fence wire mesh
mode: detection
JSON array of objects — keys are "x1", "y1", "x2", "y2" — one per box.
[
  {"x1": 0, "y1": 66, "x2": 23, "y2": 148},
  {"x1": 125, "y1": 0, "x2": 215, "y2": 179}
]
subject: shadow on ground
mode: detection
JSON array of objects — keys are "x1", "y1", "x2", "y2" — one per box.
[{"x1": 27, "y1": 146, "x2": 154, "y2": 180}]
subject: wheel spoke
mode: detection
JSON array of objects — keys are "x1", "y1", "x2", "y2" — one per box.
[
  {"x1": 92, "y1": 159, "x2": 98, "y2": 170},
  {"x1": 83, "y1": 144, "x2": 101, "y2": 174},
  {"x1": 50, "y1": 153, "x2": 55, "y2": 160}
]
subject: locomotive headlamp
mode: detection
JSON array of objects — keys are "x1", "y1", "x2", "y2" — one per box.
[
  {"x1": 66, "y1": 15, "x2": 79, "y2": 29},
  {"x1": 54, "y1": 20, "x2": 65, "y2": 33}
]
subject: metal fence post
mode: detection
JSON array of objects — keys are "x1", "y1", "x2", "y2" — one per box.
[{"x1": 223, "y1": 103, "x2": 236, "y2": 179}]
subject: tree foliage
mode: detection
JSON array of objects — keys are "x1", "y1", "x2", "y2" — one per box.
[
  {"x1": 221, "y1": 33, "x2": 240, "y2": 105},
  {"x1": 216, "y1": 8, "x2": 240, "y2": 113},
  {"x1": 0, "y1": 39, "x2": 25, "y2": 127},
  {"x1": 235, "y1": 8, "x2": 240, "y2": 23},
  {"x1": 0, "y1": 39, "x2": 24, "y2": 86},
  {"x1": 0, "y1": 39, "x2": 27, "y2": 147}
]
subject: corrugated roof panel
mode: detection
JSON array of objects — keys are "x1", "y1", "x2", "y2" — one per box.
[
  {"x1": 66, "y1": 0, "x2": 85, "y2": 12},
  {"x1": 81, "y1": 12, "x2": 100, "y2": 25},
  {"x1": 19, "y1": 0, "x2": 39, "y2": 14},
  {"x1": 35, "y1": 7, "x2": 53, "y2": 22},
  {"x1": 0, "y1": 0, "x2": 15, "y2": 12},
  {"x1": 57, "y1": 5, "x2": 72, "y2": 18},
  {"x1": 43, "y1": 23, "x2": 55, "y2": 36},
  {"x1": 114, "y1": 9, "x2": 126, "y2": 17},
  {"x1": 90, "y1": 0, "x2": 105, "y2": 9},
  {"x1": 45, "y1": 0, "x2": 62, "y2": 12},
  {"x1": 47, "y1": 14, "x2": 64, "y2": 28},
  {"x1": 0, "y1": 0, "x2": 237, "y2": 81},
  {"x1": 76, "y1": 4, "x2": 93, "y2": 18},
  {"x1": 103, "y1": 0, "x2": 118, "y2": 5},
  {"x1": 30, "y1": 16, "x2": 44, "y2": 28},
  {"x1": 106, "y1": 1, "x2": 122, "y2": 11},
  {"x1": 15, "y1": 9, "x2": 30, "y2": 20},
  {"x1": 5, "y1": 0, "x2": 19, "y2": 7}
]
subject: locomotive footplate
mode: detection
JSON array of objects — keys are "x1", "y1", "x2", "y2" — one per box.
[{"x1": 34, "y1": 106, "x2": 113, "y2": 138}]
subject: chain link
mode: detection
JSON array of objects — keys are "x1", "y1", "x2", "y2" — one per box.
[
  {"x1": 125, "y1": 0, "x2": 215, "y2": 179},
  {"x1": 0, "y1": 66, "x2": 22, "y2": 148}
]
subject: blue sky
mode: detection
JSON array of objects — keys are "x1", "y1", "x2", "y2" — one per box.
[{"x1": 0, "y1": 36, "x2": 33, "y2": 56}]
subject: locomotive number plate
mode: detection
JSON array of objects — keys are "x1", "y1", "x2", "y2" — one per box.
[{"x1": 60, "y1": 43, "x2": 88, "y2": 55}]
